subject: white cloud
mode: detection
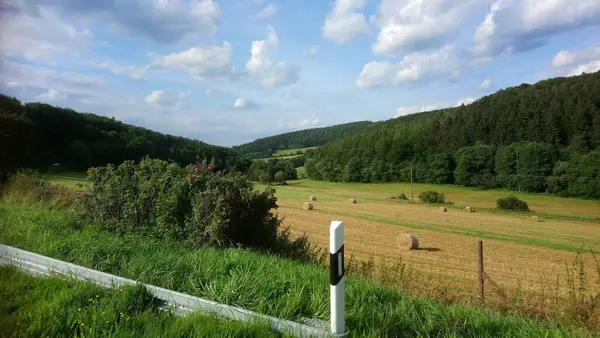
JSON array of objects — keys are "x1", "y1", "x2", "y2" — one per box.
[
  {"x1": 145, "y1": 90, "x2": 188, "y2": 106},
  {"x1": 552, "y1": 51, "x2": 575, "y2": 68},
  {"x1": 322, "y1": 0, "x2": 368, "y2": 44},
  {"x1": 0, "y1": 3, "x2": 93, "y2": 60},
  {"x1": 300, "y1": 119, "x2": 320, "y2": 126},
  {"x1": 456, "y1": 97, "x2": 476, "y2": 106},
  {"x1": 551, "y1": 46, "x2": 600, "y2": 76},
  {"x1": 473, "y1": 0, "x2": 600, "y2": 58},
  {"x1": 372, "y1": 0, "x2": 486, "y2": 56},
  {"x1": 480, "y1": 78, "x2": 491, "y2": 89},
  {"x1": 161, "y1": 42, "x2": 235, "y2": 80},
  {"x1": 204, "y1": 89, "x2": 212, "y2": 95},
  {"x1": 306, "y1": 45, "x2": 320, "y2": 56},
  {"x1": 232, "y1": 97, "x2": 259, "y2": 109},
  {"x1": 37, "y1": 88, "x2": 67, "y2": 101},
  {"x1": 394, "y1": 96, "x2": 478, "y2": 118},
  {"x1": 356, "y1": 46, "x2": 459, "y2": 89},
  {"x1": 26, "y1": 0, "x2": 220, "y2": 44},
  {"x1": 3, "y1": 61, "x2": 109, "y2": 98},
  {"x1": 394, "y1": 104, "x2": 442, "y2": 117},
  {"x1": 355, "y1": 61, "x2": 394, "y2": 89},
  {"x1": 246, "y1": 26, "x2": 299, "y2": 87},
  {"x1": 255, "y1": 3, "x2": 277, "y2": 19}
]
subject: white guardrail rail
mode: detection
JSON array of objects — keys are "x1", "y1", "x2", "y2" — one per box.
[{"x1": 0, "y1": 244, "x2": 332, "y2": 338}]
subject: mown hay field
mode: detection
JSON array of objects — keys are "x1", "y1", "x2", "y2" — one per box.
[{"x1": 265, "y1": 180, "x2": 600, "y2": 310}]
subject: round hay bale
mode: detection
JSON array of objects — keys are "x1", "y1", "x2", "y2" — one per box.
[
  {"x1": 398, "y1": 234, "x2": 419, "y2": 250},
  {"x1": 465, "y1": 206, "x2": 472, "y2": 213},
  {"x1": 303, "y1": 202, "x2": 314, "y2": 210},
  {"x1": 532, "y1": 215, "x2": 539, "y2": 222},
  {"x1": 349, "y1": 198, "x2": 357, "y2": 204},
  {"x1": 309, "y1": 196, "x2": 317, "y2": 201},
  {"x1": 439, "y1": 206, "x2": 447, "y2": 212}
]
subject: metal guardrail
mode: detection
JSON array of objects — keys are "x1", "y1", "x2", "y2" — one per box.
[{"x1": 0, "y1": 244, "x2": 330, "y2": 338}]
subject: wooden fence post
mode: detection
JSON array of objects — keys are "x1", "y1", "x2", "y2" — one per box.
[{"x1": 477, "y1": 240, "x2": 485, "y2": 304}]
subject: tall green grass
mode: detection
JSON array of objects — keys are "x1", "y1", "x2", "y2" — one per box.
[
  {"x1": 0, "y1": 201, "x2": 592, "y2": 337},
  {"x1": 0, "y1": 267, "x2": 278, "y2": 337}
]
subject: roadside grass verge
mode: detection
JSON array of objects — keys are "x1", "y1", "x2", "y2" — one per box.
[
  {"x1": 0, "y1": 201, "x2": 593, "y2": 337},
  {"x1": 0, "y1": 267, "x2": 278, "y2": 338}
]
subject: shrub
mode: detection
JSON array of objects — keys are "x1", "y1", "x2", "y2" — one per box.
[
  {"x1": 398, "y1": 193, "x2": 408, "y2": 200},
  {"x1": 79, "y1": 158, "x2": 315, "y2": 259},
  {"x1": 496, "y1": 196, "x2": 530, "y2": 211},
  {"x1": 419, "y1": 191, "x2": 445, "y2": 204}
]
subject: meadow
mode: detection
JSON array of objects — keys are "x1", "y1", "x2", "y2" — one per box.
[
  {"x1": 272, "y1": 147, "x2": 318, "y2": 157},
  {"x1": 42, "y1": 172, "x2": 600, "y2": 332}
]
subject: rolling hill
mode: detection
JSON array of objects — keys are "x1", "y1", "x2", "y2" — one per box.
[
  {"x1": 232, "y1": 121, "x2": 373, "y2": 159},
  {"x1": 305, "y1": 71, "x2": 600, "y2": 198}
]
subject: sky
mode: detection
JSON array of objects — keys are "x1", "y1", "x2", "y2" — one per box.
[{"x1": 1, "y1": 0, "x2": 600, "y2": 147}]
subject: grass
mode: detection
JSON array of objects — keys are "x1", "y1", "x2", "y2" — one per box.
[
  {"x1": 0, "y1": 267, "x2": 278, "y2": 337},
  {"x1": 45, "y1": 171, "x2": 88, "y2": 190},
  {"x1": 272, "y1": 147, "x2": 318, "y2": 157},
  {"x1": 0, "y1": 201, "x2": 593, "y2": 337}
]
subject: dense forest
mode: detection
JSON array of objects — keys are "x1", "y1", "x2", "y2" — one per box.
[
  {"x1": 0, "y1": 94, "x2": 251, "y2": 181},
  {"x1": 233, "y1": 121, "x2": 373, "y2": 158},
  {"x1": 305, "y1": 71, "x2": 600, "y2": 199}
]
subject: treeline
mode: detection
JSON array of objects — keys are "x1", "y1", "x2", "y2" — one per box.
[
  {"x1": 233, "y1": 121, "x2": 373, "y2": 158},
  {"x1": 305, "y1": 71, "x2": 600, "y2": 199},
  {"x1": 248, "y1": 158, "x2": 298, "y2": 184},
  {"x1": 0, "y1": 94, "x2": 252, "y2": 180}
]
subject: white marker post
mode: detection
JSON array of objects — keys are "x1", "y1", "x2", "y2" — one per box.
[{"x1": 330, "y1": 221, "x2": 349, "y2": 337}]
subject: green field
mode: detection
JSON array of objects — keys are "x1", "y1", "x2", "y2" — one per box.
[
  {"x1": 0, "y1": 267, "x2": 277, "y2": 337},
  {"x1": 0, "y1": 201, "x2": 591, "y2": 337},
  {"x1": 272, "y1": 147, "x2": 318, "y2": 157},
  {"x1": 45, "y1": 171, "x2": 88, "y2": 190}
]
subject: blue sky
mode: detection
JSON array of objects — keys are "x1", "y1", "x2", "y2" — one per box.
[{"x1": 1, "y1": 0, "x2": 600, "y2": 146}]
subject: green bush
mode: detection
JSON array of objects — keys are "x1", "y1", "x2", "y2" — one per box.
[
  {"x1": 496, "y1": 196, "x2": 530, "y2": 211},
  {"x1": 274, "y1": 171, "x2": 285, "y2": 184},
  {"x1": 398, "y1": 193, "x2": 408, "y2": 200},
  {"x1": 419, "y1": 191, "x2": 445, "y2": 204},
  {"x1": 79, "y1": 158, "x2": 316, "y2": 258}
]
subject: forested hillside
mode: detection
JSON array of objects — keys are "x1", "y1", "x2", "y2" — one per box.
[
  {"x1": 306, "y1": 71, "x2": 600, "y2": 199},
  {"x1": 233, "y1": 121, "x2": 372, "y2": 158},
  {"x1": 0, "y1": 94, "x2": 250, "y2": 180}
]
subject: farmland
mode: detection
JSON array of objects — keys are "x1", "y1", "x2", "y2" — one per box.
[
  {"x1": 0, "y1": 200, "x2": 591, "y2": 337},
  {"x1": 272, "y1": 147, "x2": 318, "y2": 157},
  {"x1": 260, "y1": 180, "x2": 600, "y2": 318},
  {"x1": 40, "y1": 171, "x2": 600, "y2": 330},
  {"x1": 47, "y1": 172, "x2": 600, "y2": 294}
]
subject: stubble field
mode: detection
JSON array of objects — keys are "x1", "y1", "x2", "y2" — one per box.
[{"x1": 266, "y1": 180, "x2": 600, "y2": 314}]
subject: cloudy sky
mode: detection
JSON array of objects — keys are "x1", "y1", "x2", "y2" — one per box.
[{"x1": 1, "y1": 0, "x2": 599, "y2": 146}]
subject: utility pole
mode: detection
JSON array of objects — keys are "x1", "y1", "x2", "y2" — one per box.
[{"x1": 410, "y1": 167, "x2": 414, "y2": 204}]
